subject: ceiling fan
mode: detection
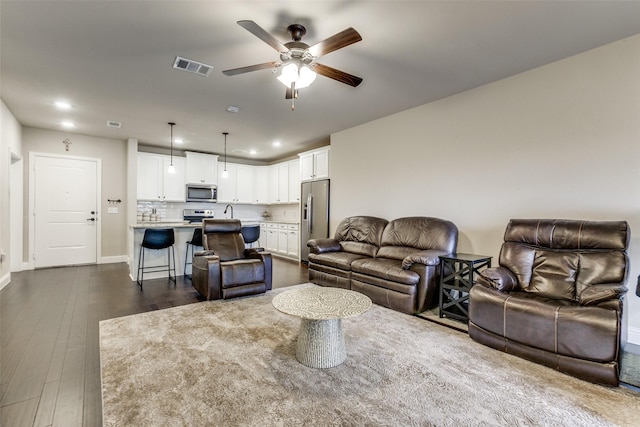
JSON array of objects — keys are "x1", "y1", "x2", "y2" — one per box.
[{"x1": 223, "y1": 20, "x2": 363, "y2": 104}]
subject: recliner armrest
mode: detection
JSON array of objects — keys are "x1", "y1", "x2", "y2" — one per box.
[
  {"x1": 477, "y1": 267, "x2": 518, "y2": 292},
  {"x1": 194, "y1": 250, "x2": 215, "y2": 257},
  {"x1": 579, "y1": 283, "x2": 627, "y2": 306},
  {"x1": 401, "y1": 250, "x2": 448, "y2": 269},
  {"x1": 307, "y1": 238, "x2": 341, "y2": 254}
]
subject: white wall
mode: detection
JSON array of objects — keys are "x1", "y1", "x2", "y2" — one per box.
[
  {"x1": 0, "y1": 100, "x2": 23, "y2": 288},
  {"x1": 331, "y1": 35, "x2": 640, "y2": 344}
]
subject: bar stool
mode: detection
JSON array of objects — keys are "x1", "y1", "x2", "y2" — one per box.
[
  {"x1": 184, "y1": 227, "x2": 203, "y2": 279},
  {"x1": 241, "y1": 224, "x2": 261, "y2": 248},
  {"x1": 137, "y1": 228, "x2": 176, "y2": 288}
]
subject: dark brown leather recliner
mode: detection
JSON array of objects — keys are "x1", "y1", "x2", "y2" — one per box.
[
  {"x1": 192, "y1": 219, "x2": 272, "y2": 300},
  {"x1": 469, "y1": 219, "x2": 629, "y2": 386}
]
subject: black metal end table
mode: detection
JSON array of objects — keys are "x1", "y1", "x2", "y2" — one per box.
[{"x1": 438, "y1": 253, "x2": 492, "y2": 322}]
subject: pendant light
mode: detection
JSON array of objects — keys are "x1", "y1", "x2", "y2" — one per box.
[
  {"x1": 221, "y1": 132, "x2": 229, "y2": 178},
  {"x1": 167, "y1": 122, "x2": 176, "y2": 174}
]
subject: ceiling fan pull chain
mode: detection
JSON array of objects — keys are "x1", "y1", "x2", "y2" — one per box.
[{"x1": 291, "y1": 82, "x2": 296, "y2": 111}]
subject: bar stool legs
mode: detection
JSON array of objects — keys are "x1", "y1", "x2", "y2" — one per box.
[
  {"x1": 137, "y1": 228, "x2": 177, "y2": 288},
  {"x1": 183, "y1": 228, "x2": 203, "y2": 280}
]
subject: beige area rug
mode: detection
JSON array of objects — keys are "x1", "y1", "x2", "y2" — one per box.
[{"x1": 100, "y1": 284, "x2": 640, "y2": 426}]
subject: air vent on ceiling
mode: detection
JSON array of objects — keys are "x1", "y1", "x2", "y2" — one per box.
[
  {"x1": 107, "y1": 120, "x2": 122, "y2": 128},
  {"x1": 173, "y1": 56, "x2": 213, "y2": 77}
]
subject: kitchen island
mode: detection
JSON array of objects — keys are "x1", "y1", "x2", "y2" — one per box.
[
  {"x1": 128, "y1": 220, "x2": 263, "y2": 281},
  {"x1": 129, "y1": 218, "x2": 301, "y2": 282}
]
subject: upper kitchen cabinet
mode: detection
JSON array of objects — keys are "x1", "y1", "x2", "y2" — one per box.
[
  {"x1": 185, "y1": 152, "x2": 218, "y2": 185},
  {"x1": 269, "y1": 162, "x2": 290, "y2": 204},
  {"x1": 137, "y1": 153, "x2": 186, "y2": 201},
  {"x1": 217, "y1": 162, "x2": 254, "y2": 204},
  {"x1": 288, "y1": 159, "x2": 300, "y2": 203},
  {"x1": 253, "y1": 166, "x2": 269, "y2": 204},
  {"x1": 299, "y1": 147, "x2": 330, "y2": 182}
]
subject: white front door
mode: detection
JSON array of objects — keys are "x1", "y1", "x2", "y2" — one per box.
[{"x1": 34, "y1": 155, "x2": 99, "y2": 268}]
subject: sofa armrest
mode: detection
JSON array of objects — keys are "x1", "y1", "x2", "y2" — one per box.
[
  {"x1": 477, "y1": 267, "x2": 518, "y2": 292},
  {"x1": 401, "y1": 250, "x2": 448, "y2": 269},
  {"x1": 579, "y1": 283, "x2": 627, "y2": 306},
  {"x1": 307, "y1": 238, "x2": 341, "y2": 254}
]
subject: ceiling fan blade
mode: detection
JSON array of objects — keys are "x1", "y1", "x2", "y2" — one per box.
[
  {"x1": 308, "y1": 27, "x2": 362, "y2": 57},
  {"x1": 313, "y1": 63, "x2": 363, "y2": 87},
  {"x1": 222, "y1": 61, "x2": 280, "y2": 76},
  {"x1": 237, "y1": 20, "x2": 288, "y2": 53}
]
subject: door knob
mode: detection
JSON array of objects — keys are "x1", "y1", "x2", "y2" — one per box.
[
  {"x1": 91, "y1": 211, "x2": 96, "y2": 214},
  {"x1": 87, "y1": 218, "x2": 96, "y2": 222}
]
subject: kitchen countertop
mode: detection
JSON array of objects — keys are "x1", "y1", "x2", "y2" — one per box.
[{"x1": 130, "y1": 219, "x2": 299, "y2": 229}]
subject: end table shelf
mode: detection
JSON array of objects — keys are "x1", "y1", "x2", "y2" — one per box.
[{"x1": 438, "y1": 253, "x2": 492, "y2": 322}]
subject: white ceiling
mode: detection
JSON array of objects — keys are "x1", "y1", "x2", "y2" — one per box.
[{"x1": 2, "y1": 1, "x2": 639, "y2": 162}]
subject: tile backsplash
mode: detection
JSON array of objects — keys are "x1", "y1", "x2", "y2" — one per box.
[{"x1": 136, "y1": 201, "x2": 299, "y2": 222}]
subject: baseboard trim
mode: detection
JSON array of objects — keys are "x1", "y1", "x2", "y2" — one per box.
[
  {"x1": 627, "y1": 326, "x2": 640, "y2": 346},
  {"x1": 100, "y1": 255, "x2": 128, "y2": 264},
  {"x1": 0, "y1": 273, "x2": 10, "y2": 291}
]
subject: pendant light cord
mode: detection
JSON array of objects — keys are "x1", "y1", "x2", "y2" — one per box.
[
  {"x1": 223, "y1": 132, "x2": 228, "y2": 172},
  {"x1": 168, "y1": 122, "x2": 176, "y2": 166}
]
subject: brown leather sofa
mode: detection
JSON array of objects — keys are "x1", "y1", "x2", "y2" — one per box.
[
  {"x1": 192, "y1": 219, "x2": 272, "y2": 300},
  {"x1": 469, "y1": 219, "x2": 629, "y2": 386},
  {"x1": 307, "y1": 216, "x2": 458, "y2": 314}
]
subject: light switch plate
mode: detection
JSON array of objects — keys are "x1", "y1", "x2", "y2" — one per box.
[{"x1": 107, "y1": 207, "x2": 118, "y2": 214}]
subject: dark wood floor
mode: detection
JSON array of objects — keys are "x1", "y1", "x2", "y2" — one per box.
[{"x1": 1, "y1": 257, "x2": 308, "y2": 427}]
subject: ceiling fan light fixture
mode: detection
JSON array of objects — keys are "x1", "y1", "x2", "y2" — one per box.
[{"x1": 277, "y1": 63, "x2": 316, "y2": 89}]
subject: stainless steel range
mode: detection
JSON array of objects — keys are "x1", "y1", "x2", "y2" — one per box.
[{"x1": 183, "y1": 209, "x2": 214, "y2": 224}]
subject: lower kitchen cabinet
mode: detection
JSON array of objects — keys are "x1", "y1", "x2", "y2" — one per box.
[{"x1": 262, "y1": 222, "x2": 299, "y2": 259}]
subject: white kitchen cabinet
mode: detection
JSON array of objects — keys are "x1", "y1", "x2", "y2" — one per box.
[
  {"x1": 185, "y1": 152, "x2": 218, "y2": 185},
  {"x1": 287, "y1": 224, "x2": 299, "y2": 258},
  {"x1": 288, "y1": 159, "x2": 300, "y2": 203},
  {"x1": 299, "y1": 147, "x2": 330, "y2": 182},
  {"x1": 269, "y1": 162, "x2": 290, "y2": 204},
  {"x1": 262, "y1": 222, "x2": 299, "y2": 258},
  {"x1": 253, "y1": 166, "x2": 269, "y2": 204},
  {"x1": 218, "y1": 162, "x2": 254, "y2": 203},
  {"x1": 265, "y1": 223, "x2": 278, "y2": 252},
  {"x1": 137, "y1": 153, "x2": 186, "y2": 201},
  {"x1": 277, "y1": 224, "x2": 288, "y2": 254}
]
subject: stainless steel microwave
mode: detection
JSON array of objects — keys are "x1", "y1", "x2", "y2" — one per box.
[{"x1": 186, "y1": 184, "x2": 217, "y2": 203}]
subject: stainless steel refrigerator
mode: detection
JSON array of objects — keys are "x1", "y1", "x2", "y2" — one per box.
[{"x1": 300, "y1": 179, "x2": 330, "y2": 262}]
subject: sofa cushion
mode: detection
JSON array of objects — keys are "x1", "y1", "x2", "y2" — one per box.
[
  {"x1": 380, "y1": 216, "x2": 458, "y2": 255},
  {"x1": 308, "y1": 252, "x2": 370, "y2": 271},
  {"x1": 335, "y1": 216, "x2": 388, "y2": 247},
  {"x1": 351, "y1": 258, "x2": 419, "y2": 285},
  {"x1": 339, "y1": 241, "x2": 379, "y2": 258},
  {"x1": 500, "y1": 242, "x2": 628, "y2": 302}
]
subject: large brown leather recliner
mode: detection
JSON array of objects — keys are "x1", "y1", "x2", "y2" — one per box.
[
  {"x1": 308, "y1": 216, "x2": 458, "y2": 314},
  {"x1": 468, "y1": 219, "x2": 629, "y2": 386},
  {"x1": 192, "y1": 219, "x2": 272, "y2": 300}
]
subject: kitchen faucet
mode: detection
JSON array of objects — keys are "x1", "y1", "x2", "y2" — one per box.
[{"x1": 224, "y1": 204, "x2": 234, "y2": 219}]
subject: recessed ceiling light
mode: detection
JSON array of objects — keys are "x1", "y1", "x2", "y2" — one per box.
[
  {"x1": 174, "y1": 138, "x2": 183, "y2": 144},
  {"x1": 249, "y1": 149, "x2": 257, "y2": 155},
  {"x1": 55, "y1": 100, "x2": 71, "y2": 110},
  {"x1": 226, "y1": 105, "x2": 240, "y2": 113},
  {"x1": 273, "y1": 141, "x2": 282, "y2": 147},
  {"x1": 61, "y1": 120, "x2": 75, "y2": 128}
]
